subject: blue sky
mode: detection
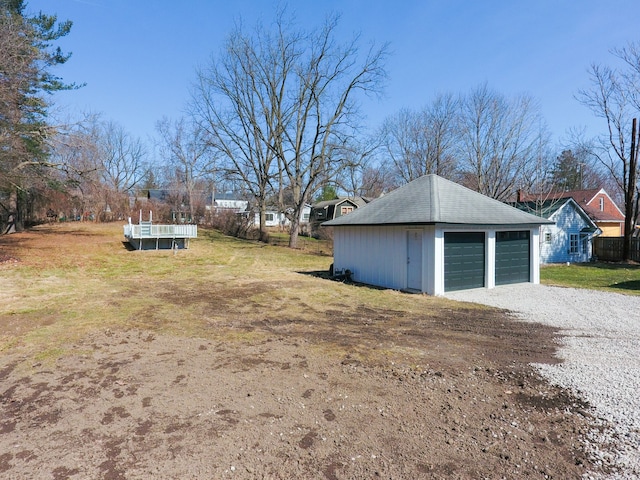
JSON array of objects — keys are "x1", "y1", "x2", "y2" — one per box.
[{"x1": 28, "y1": 0, "x2": 638, "y2": 153}]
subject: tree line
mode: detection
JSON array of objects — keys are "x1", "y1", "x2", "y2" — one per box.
[{"x1": 1, "y1": 3, "x2": 639, "y2": 252}]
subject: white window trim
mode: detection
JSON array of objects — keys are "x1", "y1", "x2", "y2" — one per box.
[{"x1": 569, "y1": 233, "x2": 579, "y2": 254}]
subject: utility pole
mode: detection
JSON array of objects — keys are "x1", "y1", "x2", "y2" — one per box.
[{"x1": 624, "y1": 118, "x2": 639, "y2": 261}]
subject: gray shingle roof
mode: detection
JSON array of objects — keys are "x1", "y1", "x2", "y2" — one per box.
[
  {"x1": 510, "y1": 198, "x2": 572, "y2": 219},
  {"x1": 323, "y1": 175, "x2": 553, "y2": 227},
  {"x1": 513, "y1": 198, "x2": 599, "y2": 230},
  {"x1": 313, "y1": 197, "x2": 369, "y2": 209}
]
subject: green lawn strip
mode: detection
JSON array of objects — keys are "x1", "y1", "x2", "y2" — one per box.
[{"x1": 541, "y1": 262, "x2": 640, "y2": 295}]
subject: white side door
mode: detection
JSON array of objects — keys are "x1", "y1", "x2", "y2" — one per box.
[{"x1": 407, "y1": 230, "x2": 423, "y2": 291}]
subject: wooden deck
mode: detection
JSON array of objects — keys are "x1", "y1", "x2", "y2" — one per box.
[{"x1": 123, "y1": 221, "x2": 197, "y2": 250}]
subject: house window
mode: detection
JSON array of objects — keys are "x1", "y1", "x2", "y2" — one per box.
[
  {"x1": 265, "y1": 213, "x2": 274, "y2": 222},
  {"x1": 599, "y1": 197, "x2": 604, "y2": 211},
  {"x1": 569, "y1": 234, "x2": 579, "y2": 254},
  {"x1": 303, "y1": 213, "x2": 309, "y2": 221},
  {"x1": 340, "y1": 206, "x2": 354, "y2": 215},
  {"x1": 544, "y1": 232, "x2": 552, "y2": 243}
]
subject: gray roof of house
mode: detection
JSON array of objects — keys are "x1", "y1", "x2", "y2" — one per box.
[
  {"x1": 313, "y1": 196, "x2": 369, "y2": 209},
  {"x1": 511, "y1": 198, "x2": 571, "y2": 219},
  {"x1": 512, "y1": 198, "x2": 598, "y2": 229},
  {"x1": 215, "y1": 192, "x2": 246, "y2": 201},
  {"x1": 323, "y1": 175, "x2": 554, "y2": 227}
]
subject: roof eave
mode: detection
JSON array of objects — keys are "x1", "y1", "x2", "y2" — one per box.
[{"x1": 323, "y1": 220, "x2": 553, "y2": 228}]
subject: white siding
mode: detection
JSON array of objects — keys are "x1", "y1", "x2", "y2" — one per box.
[
  {"x1": 333, "y1": 226, "x2": 412, "y2": 291},
  {"x1": 486, "y1": 230, "x2": 496, "y2": 289},
  {"x1": 531, "y1": 228, "x2": 541, "y2": 283},
  {"x1": 214, "y1": 199, "x2": 248, "y2": 211},
  {"x1": 253, "y1": 206, "x2": 310, "y2": 228},
  {"x1": 432, "y1": 228, "x2": 444, "y2": 295},
  {"x1": 333, "y1": 224, "x2": 539, "y2": 296},
  {"x1": 255, "y1": 211, "x2": 287, "y2": 227}
]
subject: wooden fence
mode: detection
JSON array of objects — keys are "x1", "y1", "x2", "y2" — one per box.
[{"x1": 592, "y1": 237, "x2": 640, "y2": 262}]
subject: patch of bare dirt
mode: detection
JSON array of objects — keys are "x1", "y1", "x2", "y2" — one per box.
[{"x1": 0, "y1": 320, "x2": 598, "y2": 479}]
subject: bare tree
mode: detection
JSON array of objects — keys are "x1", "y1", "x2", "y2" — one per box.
[
  {"x1": 98, "y1": 122, "x2": 146, "y2": 193},
  {"x1": 192, "y1": 19, "x2": 283, "y2": 240},
  {"x1": 358, "y1": 162, "x2": 395, "y2": 198},
  {"x1": 275, "y1": 14, "x2": 387, "y2": 247},
  {"x1": 193, "y1": 10, "x2": 387, "y2": 247},
  {"x1": 89, "y1": 121, "x2": 147, "y2": 220},
  {"x1": 381, "y1": 94, "x2": 458, "y2": 185},
  {"x1": 577, "y1": 42, "x2": 640, "y2": 260},
  {"x1": 45, "y1": 116, "x2": 146, "y2": 221},
  {"x1": 333, "y1": 136, "x2": 381, "y2": 198},
  {"x1": 380, "y1": 108, "x2": 426, "y2": 184},
  {"x1": 457, "y1": 83, "x2": 550, "y2": 201},
  {"x1": 617, "y1": 42, "x2": 640, "y2": 114},
  {"x1": 48, "y1": 116, "x2": 103, "y2": 220},
  {"x1": 426, "y1": 93, "x2": 459, "y2": 178},
  {"x1": 511, "y1": 141, "x2": 565, "y2": 218},
  {"x1": 156, "y1": 117, "x2": 215, "y2": 222}
]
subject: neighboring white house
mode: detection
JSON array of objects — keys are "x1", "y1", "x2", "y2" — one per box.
[
  {"x1": 209, "y1": 192, "x2": 248, "y2": 213},
  {"x1": 512, "y1": 198, "x2": 600, "y2": 263},
  {"x1": 323, "y1": 175, "x2": 553, "y2": 296},
  {"x1": 253, "y1": 205, "x2": 311, "y2": 228},
  {"x1": 255, "y1": 210, "x2": 288, "y2": 228}
]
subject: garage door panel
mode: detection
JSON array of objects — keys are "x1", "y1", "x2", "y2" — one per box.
[
  {"x1": 444, "y1": 232, "x2": 485, "y2": 292},
  {"x1": 495, "y1": 231, "x2": 530, "y2": 285}
]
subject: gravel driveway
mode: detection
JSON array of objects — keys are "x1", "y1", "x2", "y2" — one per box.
[{"x1": 446, "y1": 284, "x2": 640, "y2": 479}]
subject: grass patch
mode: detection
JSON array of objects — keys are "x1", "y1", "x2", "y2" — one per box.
[
  {"x1": 0, "y1": 222, "x2": 460, "y2": 360},
  {"x1": 541, "y1": 262, "x2": 640, "y2": 295},
  {"x1": 265, "y1": 231, "x2": 332, "y2": 255},
  {"x1": 32, "y1": 347, "x2": 68, "y2": 364}
]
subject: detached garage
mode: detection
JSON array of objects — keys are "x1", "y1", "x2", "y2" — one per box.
[{"x1": 323, "y1": 175, "x2": 552, "y2": 295}]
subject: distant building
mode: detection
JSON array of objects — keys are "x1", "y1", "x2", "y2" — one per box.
[
  {"x1": 253, "y1": 205, "x2": 311, "y2": 229},
  {"x1": 512, "y1": 197, "x2": 600, "y2": 263},
  {"x1": 208, "y1": 192, "x2": 249, "y2": 213},
  {"x1": 517, "y1": 188, "x2": 624, "y2": 237},
  {"x1": 309, "y1": 197, "x2": 369, "y2": 235}
]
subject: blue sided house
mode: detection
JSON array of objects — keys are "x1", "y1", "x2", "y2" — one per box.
[{"x1": 512, "y1": 197, "x2": 600, "y2": 263}]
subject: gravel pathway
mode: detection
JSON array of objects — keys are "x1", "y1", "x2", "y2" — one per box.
[{"x1": 445, "y1": 284, "x2": 640, "y2": 479}]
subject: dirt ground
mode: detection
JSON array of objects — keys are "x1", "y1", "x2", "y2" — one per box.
[{"x1": 0, "y1": 228, "x2": 607, "y2": 479}]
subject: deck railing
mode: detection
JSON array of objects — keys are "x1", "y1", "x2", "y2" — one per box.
[{"x1": 124, "y1": 223, "x2": 198, "y2": 239}]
